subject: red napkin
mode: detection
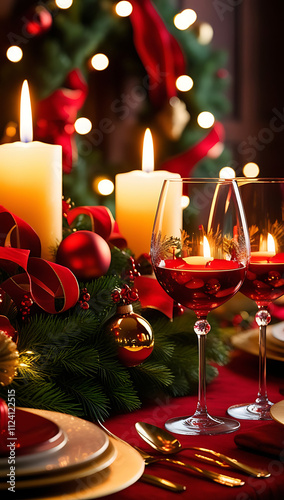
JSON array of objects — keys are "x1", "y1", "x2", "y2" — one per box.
[{"x1": 234, "y1": 421, "x2": 284, "y2": 456}]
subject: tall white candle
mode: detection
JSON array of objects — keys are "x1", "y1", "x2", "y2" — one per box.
[
  {"x1": 0, "y1": 81, "x2": 62, "y2": 261},
  {"x1": 115, "y1": 129, "x2": 181, "y2": 257}
]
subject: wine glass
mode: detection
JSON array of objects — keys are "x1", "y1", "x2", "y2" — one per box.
[
  {"x1": 151, "y1": 178, "x2": 250, "y2": 435},
  {"x1": 227, "y1": 178, "x2": 284, "y2": 420}
]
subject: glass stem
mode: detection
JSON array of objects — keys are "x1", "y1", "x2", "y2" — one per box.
[
  {"x1": 255, "y1": 306, "x2": 271, "y2": 405},
  {"x1": 194, "y1": 318, "x2": 211, "y2": 417},
  {"x1": 197, "y1": 333, "x2": 207, "y2": 415}
]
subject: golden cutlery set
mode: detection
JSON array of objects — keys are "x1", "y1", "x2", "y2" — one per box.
[{"x1": 99, "y1": 420, "x2": 271, "y2": 493}]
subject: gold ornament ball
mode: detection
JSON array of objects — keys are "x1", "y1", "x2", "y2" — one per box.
[
  {"x1": 0, "y1": 331, "x2": 19, "y2": 386},
  {"x1": 106, "y1": 305, "x2": 154, "y2": 367}
]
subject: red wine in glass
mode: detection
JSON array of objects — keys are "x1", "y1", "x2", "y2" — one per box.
[
  {"x1": 227, "y1": 179, "x2": 284, "y2": 420},
  {"x1": 155, "y1": 259, "x2": 246, "y2": 317},
  {"x1": 151, "y1": 178, "x2": 250, "y2": 435}
]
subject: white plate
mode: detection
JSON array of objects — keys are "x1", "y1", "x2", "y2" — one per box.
[
  {"x1": 0, "y1": 439, "x2": 117, "y2": 489},
  {"x1": 12, "y1": 438, "x2": 145, "y2": 499},
  {"x1": 0, "y1": 409, "x2": 109, "y2": 477}
]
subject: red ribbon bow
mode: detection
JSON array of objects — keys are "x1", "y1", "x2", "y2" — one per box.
[
  {"x1": 66, "y1": 205, "x2": 127, "y2": 249},
  {"x1": 160, "y1": 122, "x2": 225, "y2": 178},
  {"x1": 0, "y1": 206, "x2": 79, "y2": 314},
  {"x1": 35, "y1": 69, "x2": 88, "y2": 173},
  {"x1": 129, "y1": 0, "x2": 186, "y2": 108}
]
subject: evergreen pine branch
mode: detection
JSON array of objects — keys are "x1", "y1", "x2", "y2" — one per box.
[
  {"x1": 60, "y1": 376, "x2": 110, "y2": 421},
  {"x1": 44, "y1": 345, "x2": 100, "y2": 377},
  {"x1": 10, "y1": 379, "x2": 81, "y2": 415}
]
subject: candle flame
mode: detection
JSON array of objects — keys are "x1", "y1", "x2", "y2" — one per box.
[
  {"x1": 20, "y1": 80, "x2": 33, "y2": 142},
  {"x1": 142, "y1": 128, "x2": 154, "y2": 173},
  {"x1": 267, "y1": 233, "x2": 276, "y2": 253},
  {"x1": 203, "y1": 236, "x2": 211, "y2": 258}
]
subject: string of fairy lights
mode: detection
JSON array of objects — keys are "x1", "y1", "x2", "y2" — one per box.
[{"x1": 4, "y1": 0, "x2": 260, "y2": 198}]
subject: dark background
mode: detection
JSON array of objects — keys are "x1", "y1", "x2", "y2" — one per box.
[{"x1": 181, "y1": 0, "x2": 284, "y2": 177}]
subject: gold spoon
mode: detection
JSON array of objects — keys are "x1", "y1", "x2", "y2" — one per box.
[
  {"x1": 135, "y1": 422, "x2": 270, "y2": 478},
  {"x1": 97, "y1": 420, "x2": 186, "y2": 492}
]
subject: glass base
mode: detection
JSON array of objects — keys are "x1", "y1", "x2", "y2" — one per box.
[
  {"x1": 165, "y1": 413, "x2": 240, "y2": 436},
  {"x1": 227, "y1": 401, "x2": 273, "y2": 421}
]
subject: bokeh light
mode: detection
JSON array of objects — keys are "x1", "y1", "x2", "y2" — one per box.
[
  {"x1": 6, "y1": 45, "x2": 23, "y2": 62},
  {"x1": 5, "y1": 122, "x2": 17, "y2": 138},
  {"x1": 197, "y1": 111, "x2": 215, "y2": 128},
  {"x1": 219, "y1": 167, "x2": 236, "y2": 179},
  {"x1": 91, "y1": 53, "x2": 109, "y2": 71},
  {"x1": 176, "y1": 75, "x2": 194, "y2": 92},
  {"x1": 207, "y1": 142, "x2": 224, "y2": 158},
  {"x1": 181, "y1": 195, "x2": 190, "y2": 209},
  {"x1": 55, "y1": 0, "x2": 73, "y2": 8},
  {"x1": 198, "y1": 23, "x2": 214, "y2": 45},
  {"x1": 243, "y1": 162, "x2": 260, "y2": 178},
  {"x1": 93, "y1": 177, "x2": 114, "y2": 196},
  {"x1": 74, "y1": 117, "x2": 92, "y2": 135},
  {"x1": 174, "y1": 9, "x2": 197, "y2": 30},
  {"x1": 115, "y1": 1, "x2": 133, "y2": 17}
]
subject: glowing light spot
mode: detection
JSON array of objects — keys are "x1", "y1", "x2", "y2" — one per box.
[
  {"x1": 219, "y1": 167, "x2": 236, "y2": 179},
  {"x1": 115, "y1": 1, "x2": 133, "y2": 17},
  {"x1": 174, "y1": 9, "x2": 197, "y2": 30},
  {"x1": 181, "y1": 195, "x2": 190, "y2": 209},
  {"x1": 74, "y1": 117, "x2": 92, "y2": 135},
  {"x1": 55, "y1": 0, "x2": 73, "y2": 8},
  {"x1": 91, "y1": 53, "x2": 109, "y2": 71},
  {"x1": 5, "y1": 122, "x2": 17, "y2": 138},
  {"x1": 197, "y1": 111, "x2": 215, "y2": 128},
  {"x1": 207, "y1": 142, "x2": 224, "y2": 158},
  {"x1": 6, "y1": 45, "x2": 23, "y2": 62},
  {"x1": 198, "y1": 23, "x2": 214, "y2": 45},
  {"x1": 98, "y1": 179, "x2": 114, "y2": 196},
  {"x1": 176, "y1": 75, "x2": 194, "y2": 92},
  {"x1": 93, "y1": 177, "x2": 114, "y2": 196},
  {"x1": 243, "y1": 162, "x2": 260, "y2": 178}
]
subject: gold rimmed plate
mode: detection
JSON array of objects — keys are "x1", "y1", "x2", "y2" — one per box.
[
  {"x1": 231, "y1": 327, "x2": 284, "y2": 362},
  {"x1": 4, "y1": 438, "x2": 144, "y2": 500},
  {"x1": 0, "y1": 409, "x2": 109, "y2": 477},
  {"x1": 270, "y1": 400, "x2": 284, "y2": 425}
]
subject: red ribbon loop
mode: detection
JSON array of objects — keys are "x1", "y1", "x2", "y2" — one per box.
[
  {"x1": 160, "y1": 122, "x2": 225, "y2": 178},
  {"x1": 0, "y1": 209, "x2": 79, "y2": 314},
  {"x1": 67, "y1": 206, "x2": 127, "y2": 249},
  {"x1": 0, "y1": 206, "x2": 41, "y2": 257},
  {"x1": 130, "y1": 0, "x2": 186, "y2": 108}
]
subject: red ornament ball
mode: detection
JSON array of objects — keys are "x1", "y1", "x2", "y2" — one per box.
[
  {"x1": 25, "y1": 6, "x2": 53, "y2": 36},
  {"x1": 56, "y1": 230, "x2": 111, "y2": 281}
]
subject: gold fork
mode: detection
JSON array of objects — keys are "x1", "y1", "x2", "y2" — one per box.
[
  {"x1": 97, "y1": 421, "x2": 186, "y2": 492},
  {"x1": 134, "y1": 447, "x2": 245, "y2": 488}
]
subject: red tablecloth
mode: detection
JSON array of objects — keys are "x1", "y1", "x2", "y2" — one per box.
[{"x1": 103, "y1": 350, "x2": 284, "y2": 500}]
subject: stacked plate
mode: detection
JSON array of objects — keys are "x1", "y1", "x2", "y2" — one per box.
[
  {"x1": 0, "y1": 408, "x2": 144, "y2": 499},
  {"x1": 231, "y1": 322, "x2": 284, "y2": 362}
]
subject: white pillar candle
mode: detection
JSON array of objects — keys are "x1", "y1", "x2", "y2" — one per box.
[
  {"x1": 0, "y1": 81, "x2": 62, "y2": 261},
  {"x1": 115, "y1": 129, "x2": 181, "y2": 257}
]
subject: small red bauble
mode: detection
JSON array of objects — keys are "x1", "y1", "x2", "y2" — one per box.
[
  {"x1": 25, "y1": 6, "x2": 53, "y2": 36},
  {"x1": 56, "y1": 230, "x2": 111, "y2": 281}
]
